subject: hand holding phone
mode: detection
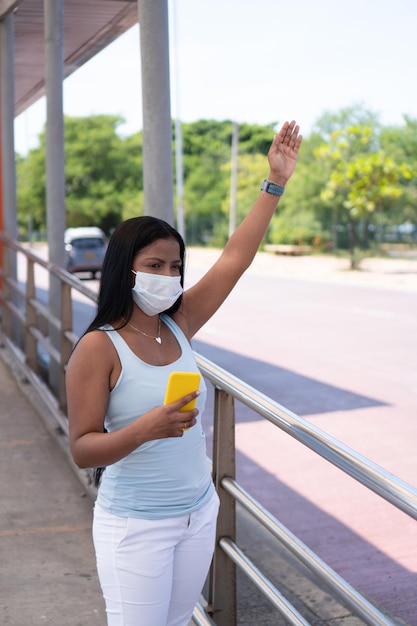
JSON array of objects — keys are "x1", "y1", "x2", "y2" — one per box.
[{"x1": 164, "y1": 371, "x2": 201, "y2": 412}]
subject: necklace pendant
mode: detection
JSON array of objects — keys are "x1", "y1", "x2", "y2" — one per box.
[{"x1": 155, "y1": 336, "x2": 162, "y2": 345}]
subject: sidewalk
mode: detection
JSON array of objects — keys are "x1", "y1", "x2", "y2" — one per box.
[
  {"x1": 0, "y1": 346, "x2": 106, "y2": 625},
  {"x1": 187, "y1": 247, "x2": 417, "y2": 293}
]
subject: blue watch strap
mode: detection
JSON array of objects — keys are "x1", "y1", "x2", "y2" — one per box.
[{"x1": 261, "y1": 179, "x2": 285, "y2": 196}]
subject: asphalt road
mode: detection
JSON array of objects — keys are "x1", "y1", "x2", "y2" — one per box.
[{"x1": 185, "y1": 249, "x2": 417, "y2": 624}]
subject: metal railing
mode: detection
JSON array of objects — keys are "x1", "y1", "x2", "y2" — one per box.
[{"x1": 1, "y1": 233, "x2": 416, "y2": 626}]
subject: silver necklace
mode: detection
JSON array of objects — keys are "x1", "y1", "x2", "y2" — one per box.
[{"x1": 124, "y1": 317, "x2": 162, "y2": 344}]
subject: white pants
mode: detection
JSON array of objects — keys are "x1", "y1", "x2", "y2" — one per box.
[{"x1": 92, "y1": 491, "x2": 219, "y2": 626}]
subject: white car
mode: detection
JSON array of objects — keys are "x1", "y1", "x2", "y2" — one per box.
[{"x1": 65, "y1": 227, "x2": 107, "y2": 278}]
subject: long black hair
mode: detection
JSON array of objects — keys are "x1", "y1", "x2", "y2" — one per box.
[
  {"x1": 85, "y1": 216, "x2": 186, "y2": 335},
  {"x1": 85, "y1": 216, "x2": 185, "y2": 487}
]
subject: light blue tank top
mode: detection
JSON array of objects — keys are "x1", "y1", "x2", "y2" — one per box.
[{"x1": 95, "y1": 314, "x2": 214, "y2": 519}]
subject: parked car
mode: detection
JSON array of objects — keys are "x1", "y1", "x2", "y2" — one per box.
[{"x1": 65, "y1": 227, "x2": 107, "y2": 278}]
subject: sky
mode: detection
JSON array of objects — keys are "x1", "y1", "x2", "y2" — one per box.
[{"x1": 14, "y1": 0, "x2": 417, "y2": 155}]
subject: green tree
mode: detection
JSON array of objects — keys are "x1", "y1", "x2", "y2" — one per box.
[
  {"x1": 17, "y1": 109, "x2": 415, "y2": 257},
  {"x1": 312, "y1": 104, "x2": 381, "y2": 145},
  {"x1": 317, "y1": 126, "x2": 413, "y2": 267},
  {"x1": 16, "y1": 141, "x2": 48, "y2": 237},
  {"x1": 268, "y1": 132, "x2": 331, "y2": 249},
  {"x1": 178, "y1": 120, "x2": 233, "y2": 244},
  {"x1": 64, "y1": 115, "x2": 143, "y2": 233},
  {"x1": 178, "y1": 119, "x2": 281, "y2": 246},
  {"x1": 380, "y1": 117, "x2": 417, "y2": 233},
  {"x1": 16, "y1": 115, "x2": 143, "y2": 237}
]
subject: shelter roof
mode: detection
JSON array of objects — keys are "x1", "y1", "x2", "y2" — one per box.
[{"x1": 0, "y1": 0, "x2": 138, "y2": 115}]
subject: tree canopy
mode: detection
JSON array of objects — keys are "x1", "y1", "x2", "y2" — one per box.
[
  {"x1": 16, "y1": 107, "x2": 417, "y2": 264},
  {"x1": 315, "y1": 119, "x2": 415, "y2": 266}
]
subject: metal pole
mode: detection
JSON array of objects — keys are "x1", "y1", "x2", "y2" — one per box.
[
  {"x1": 0, "y1": 13, "x2": 18, "y2": 242},
  {"x1": 229, "y1": 122, "x2": 238, "y2": 237},
  {"x1": 44, "y1": 0, "x2": 65, "y2": 395},
  {"x1": 174, "y1": 117, "x2": 184, "y2": 238},
  {"x1": 209, "y1": 389, "x2": 237, "y2": 625},
  {"x1": 170, "y1": 1, "x2": 185, "y2": 238},
  {"x1": 44, "y1": 0, "x2": 66, "y2": 268},
  {"x1": 137, "y1": 0, "x2": 174, "y2": 224},
  {"x1": 0, "y1": 13, "x2": 18, "y2": 340}
]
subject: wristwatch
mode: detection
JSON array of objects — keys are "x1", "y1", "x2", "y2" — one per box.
[{"x1": 261, "y1": 179, "x2": 285, "y2": 196}]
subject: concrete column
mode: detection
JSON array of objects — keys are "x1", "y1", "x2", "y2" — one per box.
[
  {"x1": 137, "y1": 0, "x2": 174, "y2": 224},
  {"x1": 44, "y1": 0, "x2": 65, "y2": 268},
  {"x1": 0, "y1": 12, "x2": 18, "y2": 241},
  {"x1": 44, "y1": 0, "x2": 65, "y2": 395},
  {"x1": 0, "y1": 13, "x2": 18, "y2": 341}
]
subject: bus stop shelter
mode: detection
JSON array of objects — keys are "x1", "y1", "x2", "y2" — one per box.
[{"x1": 0, "y1": 0, "x2": 174, "y2": 389}]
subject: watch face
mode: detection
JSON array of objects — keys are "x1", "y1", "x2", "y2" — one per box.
[{"x1": 261, "y1": 179, "x2": 284, "y2": 196}]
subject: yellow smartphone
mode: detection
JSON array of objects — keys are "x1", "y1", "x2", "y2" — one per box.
[{"x1": 164, "y1": 371, "x2": 201, "y2": 412}]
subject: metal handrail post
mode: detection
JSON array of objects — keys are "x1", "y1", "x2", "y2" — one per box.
[
  {"x1": 59, "y1": 281, "x2": 73, "y2": 412},
  {"x1": 209, "y1": 388, "x2": 237, "y2": 625},
  {"x1": 1, "y1": 240, "x2": 12, "y2": 337},
  {"x1": 25, "y1": 256, "x2": 39, "y2": 373}
]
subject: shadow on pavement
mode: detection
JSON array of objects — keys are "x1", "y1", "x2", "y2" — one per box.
[
  {"x1": 193, "y1": 339, "x2": 415, "y2": 624},
  {"x1": 193, "y1": 339, "x2": 386, "y2": 418}
]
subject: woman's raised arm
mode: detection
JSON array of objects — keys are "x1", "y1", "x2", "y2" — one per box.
[{"x1": 180, "y1": 120, "x2": 302, "y2": 337}]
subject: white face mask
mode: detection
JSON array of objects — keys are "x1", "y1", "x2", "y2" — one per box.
[{"x1": 131, "y1": 270, "x2": 183, "y2": 316}]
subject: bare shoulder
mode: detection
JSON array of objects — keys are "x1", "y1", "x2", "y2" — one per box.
[{"x1": 67, "y1": 329, "x2": 117, "y2": 374}]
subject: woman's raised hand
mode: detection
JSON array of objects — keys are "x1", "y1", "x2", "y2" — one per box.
[{"x1": 267, "y1": 120, "x2": 302, "y2": 186}]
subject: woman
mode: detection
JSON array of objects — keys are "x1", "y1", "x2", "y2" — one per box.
[{"x1": 66, "y1": 120, "x2": 302, "y2": 626}]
